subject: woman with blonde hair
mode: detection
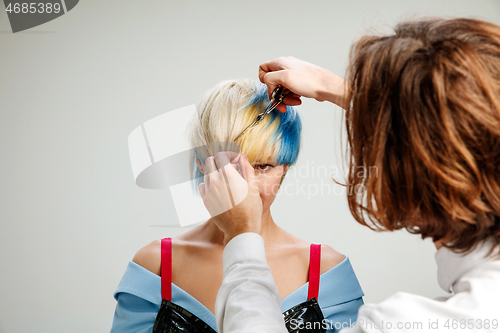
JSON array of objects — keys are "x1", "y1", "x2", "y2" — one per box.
[
  {"x1": 210, "y1": 18, "x2": 500, "y2": 333},
  {"x1": 111, "y1": 79, "x2": 364, "y2": 332}
]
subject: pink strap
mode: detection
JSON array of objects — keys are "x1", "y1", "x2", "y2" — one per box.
[
  {"x1": 161, "y1": 238, "x2": 172, "y2": 301},
  {"x1": 307, "y1": 244, "x2": 321, "y2": 300}
]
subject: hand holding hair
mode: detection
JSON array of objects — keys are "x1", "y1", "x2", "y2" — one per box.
[
  {"x1": 258, "y1": 56, "x2": 349, "y2": 111},
  {"x1": 199, "y1": 152, "x2": 263, "y2": 244}
]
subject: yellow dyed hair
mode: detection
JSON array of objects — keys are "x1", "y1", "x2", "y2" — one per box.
[{"x1": 188, "y1": 79, "x2": 302, "y2": 190}]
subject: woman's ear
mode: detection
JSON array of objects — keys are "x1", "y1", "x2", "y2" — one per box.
[{"x1": 196, "y1": 158, "x2": 205, "y2": 174}]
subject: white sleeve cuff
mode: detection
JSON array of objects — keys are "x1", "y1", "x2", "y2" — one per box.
[{"x1": 223, "y1": 232, "x2": 266, "y2": 273}]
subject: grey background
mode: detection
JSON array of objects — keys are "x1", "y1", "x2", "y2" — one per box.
[{"x1": 1, "y1": 1, "x2": 500, "y2": 332}]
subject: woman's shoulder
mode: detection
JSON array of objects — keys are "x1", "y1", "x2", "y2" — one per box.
[
  {"x1": 319, "y1": 244, "x2": 346, "y2": 274},
  {"x1": 282, "y1": 232, "x2": 345, "y2": 274},
  {"x1": 131, "y1": 229, "x2": 212, "y2": 277},
  {"x1": 132, "y1": 239, "x2": 162, "y2": 276}
]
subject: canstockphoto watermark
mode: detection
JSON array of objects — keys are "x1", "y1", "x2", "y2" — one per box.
[
  {"x1": 285, "y1": 160, "x2": 379, "y2": 180},
  {"x1": 289, "y1": 319, "x2": 358, "y2": 331},
  {"x1": 255, "y1": 163, "x2": 378, "y2": 198},
  {"x1": 289, "y1": 318, "x2": 499, "y2": 331},
  {"x1": 3, "y1": 0, "x2": 79, "y2": 33},
  {"x1": 278, "y1": 178, "x2": 368, "y2": 199}
]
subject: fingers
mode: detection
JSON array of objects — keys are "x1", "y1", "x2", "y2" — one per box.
[
  {"x1": 200, "y1": 158, "x2": 233, "y2": 216},
  {"x1": 215, "y1": 152, "x2": 248, "y2": 184},
  {"x1": 261, "y1": 71, "x2": 289, "y2": 99},
  {"x1": 203, "y1": 172, "x2": 210, "y2": 189},
  {"x1": 258, "y1": 58, "x2": 286, "y2": 83},
  {"x1": 214, "y1": 152, "x2": 231, "y2": 174},
  {"x1": 230, "y1": 153, "x2": 242, "y2": 175},
  {"x1": 259, "y1": 58, "x2": 297, "y2": 101},
  {"x1": 223, "y1": 154, "x2": 251, "y2": 207},
  {"x1": 205, "y1": 156, "x2": 217, "y2": 175},
  {"x1": 261, "y1": 71, "x2": 304, "y2": 107},
  {"x1": 276, "y1": 104, "x2": 287, "y2": 113},
  {"x1": 200, "y1": 153, "x2": 258, "y2": 217},
  {"x1": 206, "y1": 152, "x2": 244, "y2": 175},
  {"x1": 204, "y1": 156, "x2": 217, "y2": 189},
  {"x1": 258, "y1": 57, "x2": 295, "y2": 82},
  {"x1": 284, "y1": 95, "x2": 302, "y2": 106},
  {"x1": 205, "y1": 152, "x2": 254, "y2": 185},
  {"x1": 275, "y1": 95, "x2": 303, "y2": 112},
  {"x1": 241, "y1": 155, "x2": 257, "y2": 192},
  {"x1": 205, "y1": 152, "x2": 243, "y2": 194},
  {"x1": 199, "y1": 182, "x2": 206, "y2": 198},
  {"x1": 237, "y1": 154, "x2": 247, "y2": 181},
  {"x1": 227, "y1": 151, "x2": 242, "y2": 164},
  {"x1": 260, "y1": 56, "x2": 335, "y2": 104}
]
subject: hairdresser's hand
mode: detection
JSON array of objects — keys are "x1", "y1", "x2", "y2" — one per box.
[
  {"x1": 199, "y1": 152, "x2": 262, "y2": 244},
  {"x1": 259, "y1": 56, "x2": 348, "y2": 111}
]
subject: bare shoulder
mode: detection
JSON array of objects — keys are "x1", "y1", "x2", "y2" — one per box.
[
  {"x1": 132, "y1": 239, "x2": 162, "y2": 276},
  {"x1": 131, "y1": 230, "x2": 207, "y2": 277},
  {"x1": 277, "y1": 230, "x2": 345, "y2": 273},
  {"x1": 320, "y1": 244, "x2": 345, "y2": 274}
]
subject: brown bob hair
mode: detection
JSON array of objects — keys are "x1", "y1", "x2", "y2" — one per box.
[{"x1": 345, "y1": 18, "x2": 500, "y2": 253}]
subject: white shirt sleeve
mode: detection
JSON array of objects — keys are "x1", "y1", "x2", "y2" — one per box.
[{"x1": 215, "y1": 232, "x2": 288, "y2": 333}]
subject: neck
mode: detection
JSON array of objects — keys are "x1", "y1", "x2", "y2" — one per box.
[
  {"x1": 205, "y1": 209, "x2": 279, "y2": 245},
  {"x1": 259, "y1": 209, "x2": 280, "y2": 241}
]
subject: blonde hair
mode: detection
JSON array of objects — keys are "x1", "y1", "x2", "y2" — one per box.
[{"x1": 188, "y1": 79, "x2": 302, "y2": 190}]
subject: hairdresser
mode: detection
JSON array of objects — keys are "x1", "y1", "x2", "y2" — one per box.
[{"x1": 201, "y1": 18, "x2": 500, "y2": 333}]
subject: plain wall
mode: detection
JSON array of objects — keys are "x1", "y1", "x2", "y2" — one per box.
[{"x1": 1, "y1": 1, "x2": 500, "y2": 332}]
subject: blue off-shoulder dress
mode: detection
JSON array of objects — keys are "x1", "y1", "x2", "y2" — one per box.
[{"x1": 111, "y1": 255, "x2": 364, "y2": 333}]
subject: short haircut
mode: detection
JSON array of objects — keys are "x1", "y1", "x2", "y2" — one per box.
[
  {"x1": 189, "y1": 79, "x2": 302, "y2": 192},
  {"x1": 345, "y1": 18, "x2": 500, "y2": 254}
]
